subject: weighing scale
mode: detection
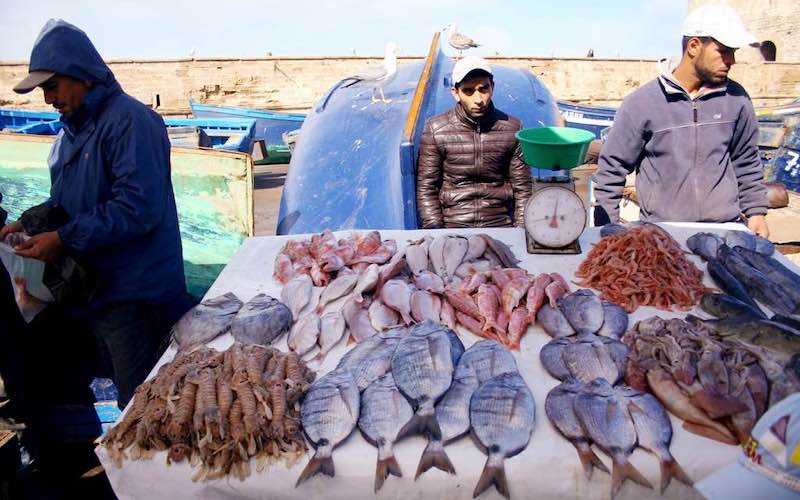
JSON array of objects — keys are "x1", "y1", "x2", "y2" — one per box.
[{"x1": 515, "y1": 127, "x2": 595, "y2": 255}]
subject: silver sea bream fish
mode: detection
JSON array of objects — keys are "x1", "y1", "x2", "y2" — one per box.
[
  {"x1": 358, "y1": 373, "x2": 414, "y2": 492},
  {"x1": 296, "y1": 370, "x2": 360, "y2": 486},
  {"x1": 470, "y1": 372, "x2": 535, "y2": 499}
]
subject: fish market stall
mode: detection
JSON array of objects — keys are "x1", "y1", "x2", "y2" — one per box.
[{"x1": 95, "y1": 223, "x2": 799, "y2": 500}]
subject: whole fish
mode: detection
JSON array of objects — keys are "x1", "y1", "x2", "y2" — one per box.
[
  {"x1": 599, "y1": 223, "x2": 628, "y2": 238},
  {"x1": 358, "y1": 374, "x2": 414, "y2": 492},
  {"x1": 461, "y1": 270, "x2": 489, "y2": 295},
  {"x1": 597, "y1": 300, "x2": 628, "y2": 338},
  {"x1": 719, "y1": 245, "x2": 798, "y2": 316},
  {"x1": 297, "y1": 370, "x2": 360, "y2": 486},
  {"x1": 410, "y1": 319, "x2": 465, "y2": 367},
  {"x1": 688, "y1": 315, "x2": 800, "y2": 359},
  {"x1": 700, "y1": 292, "x2": 766, "y2": 320},
  {"x1": 573, "y1": 379, "x2": 652, "y2": 497},
  {"x1": 391, "y1": 327, "x2": 455, "y2": 440},
  {"x1": 620, "y1": 387, "x2": 693, "y2": 493},
  {"x1": 406, "y1": 237, "x2": 432, "y2": 275},
  {"x1": 476, "y1": 283, "x2": 503, "y2": 338},
  {"x1": 380, "y1": 279, "x2": 414, "y2": 325},
  {"x1": 444, "y1": 285, "x2": 484, "y2": 322},
  {"x1": 288, "y1": 313, "x2": 320, "y2": 356},
  {"x1": 537, "y1": 303, "x2": 576, "y2": 338},
  {"x1": 440, "y1": 298, "x2": 458, "y2": 331},
  {"x1": 706, "y1": 258, "x2": 761, "y2": 310},
  {"x1": 540, "y1": 338, "x2": 572, "y2": 380},
  {"x1": 411, "y1": 289, "x2": 441, "y2": 323},
  {"x1": 281, "y1": 274, "x2": 313, "y2": 320},
  {"x1": 172, "y1": 292, "x2": 243, "y2": 350},
  {"x1": 733, "y1": 246, "x2": 800, "y2": 306},
  {"x1": 352, "y1": 263, "x2": 380, "y2": 303},
  {"x1": 558, "y1": 289, "x2": 604, "y2": 336},
  {"x1": 464, "y1": 234, "x2": 488, "y2": 262},
  {"x1": 342, "y1": 296, "x2": 378, "y2": 343},
  {"x1": 444, "y1": 236, "x2": 469, "y2": 279},
  {"x1": 545, "y1": 379, "x2": 609, "y2": 479},
  {"x1": 374, "y1": 253, "x2": 408, "y2": 292},
  {"x1": 562, "y1": 335, "x2": 625, "y2": 384},
  {"x1": 317, "y1": 273, "x2": 360, "y2": 314},
  {"x1": 338, "y1": 329, "x2": 404, "y2": 390},
  {"x1": 313, "y1": 310, "x2": 347, "y2": 364},
  {"x1": 428, "y1": 235, "x2": 449, "y2": 280},
  {"x1": 230, "y1": 293, "x2": 292, "y2": 346},
  {"x1": 501, "y1": 277, "x2": 532, "y2": 316},
  {"x1": 686, "y1": 232, "x2": 723, "y2": 261},
  {"x1": 526, "y1": 273, "x2": 552, "y2": 321},
  {"x1": 470, "y1": 372, "x2": 535, "y2": 500},
  {"x1": 413, "y1": 270, "x2": 445, "y2": 294},
  {"x1": 724, "y1": 230, "x2": 774, "y2": 256},
  {"x1": 455, "y1": 259, "x2": 494, "y2": 279},
  {"x1": 369, "y1": 298, "x2": 401, "y2": 331},
  {"x1": 507, "y1": 306, "x2": 531, "y2": 349},
  {"x1": 479, "y1": 234, "x2": 521, "y2": 268}
]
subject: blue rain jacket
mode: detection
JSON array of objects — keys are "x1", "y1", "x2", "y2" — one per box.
[{"x1": 30, "y1": 20, "x2": 185, "y2": 307}]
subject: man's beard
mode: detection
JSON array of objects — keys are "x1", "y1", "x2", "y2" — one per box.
[{"x1": 696, "y1": 61, "x2": 726, "y2": 86}]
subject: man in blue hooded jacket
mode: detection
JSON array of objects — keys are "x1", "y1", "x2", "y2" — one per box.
[{"x1": 0, "y1": 19, "x2": 186, "y2": 407}]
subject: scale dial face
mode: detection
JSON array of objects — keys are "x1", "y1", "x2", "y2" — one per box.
[{"x1": 524, "y1": 185, "x2": 586, "y2": 248}]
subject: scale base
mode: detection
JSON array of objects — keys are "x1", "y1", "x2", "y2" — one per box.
[{"x1": 525, "y1": 230, "x2": 582, "y2": 255}]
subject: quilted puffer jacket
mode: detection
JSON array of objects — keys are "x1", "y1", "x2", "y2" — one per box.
[{"x1": 416, "y1": 103, "x2": 532, "y2": 228}]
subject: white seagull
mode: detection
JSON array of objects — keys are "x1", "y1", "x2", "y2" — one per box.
[
  {"x1": 444, "y1": 24, "x2": 480, "y2": 58},
  {"x1": 341, "y1": 42, "x2": 400, "y2": 104}
]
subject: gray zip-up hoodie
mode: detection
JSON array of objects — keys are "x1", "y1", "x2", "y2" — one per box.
[{"x1": 594, "y1": 58, "x2": 767, "y2": 223}]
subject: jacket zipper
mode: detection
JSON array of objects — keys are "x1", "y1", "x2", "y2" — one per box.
[
  {"x1": 476, "y1": 122, "x2": 482, "y2": 225},
  {"x1": 692, "y1": 99, "x2": 700, "y2": 221}
]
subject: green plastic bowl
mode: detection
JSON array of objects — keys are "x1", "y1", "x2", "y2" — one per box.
[{"x1": 515, "y1": 127, "x2": 595, "y2": 170}]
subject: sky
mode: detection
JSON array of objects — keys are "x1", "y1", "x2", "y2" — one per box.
[{"x1": 0, "y1": 0, "x2": 688, "y2": 61}]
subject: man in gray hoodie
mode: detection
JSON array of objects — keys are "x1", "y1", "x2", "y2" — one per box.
[{"x1": 593, "y1": 4, "x2": 769, "y2": 237}]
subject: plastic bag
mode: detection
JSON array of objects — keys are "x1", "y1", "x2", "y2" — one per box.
[{"x1": 0, "y1": 234, "x2": 54, "y2": 322}]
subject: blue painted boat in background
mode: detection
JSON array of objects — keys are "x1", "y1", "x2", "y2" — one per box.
[
  {"x1": 189, "y1": 100, "x2": 305, "y2": 150},
  {"x1": 557, "y1": 101, "x2": 616, "y2": 139},
  {"x1": 276, "y1": 33, "x2": 560, "y2": 235},
  {"x1": 0, "y1": 108, "x2": 60, "y2": 134}
]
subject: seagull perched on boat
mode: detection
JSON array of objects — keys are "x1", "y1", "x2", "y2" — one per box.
[
  {"x1": 340, "y1": 42, "x2": 399, "y2": 104},
  {"x1": 443, "y1": 24, "x2": 480, "y2": 58}
]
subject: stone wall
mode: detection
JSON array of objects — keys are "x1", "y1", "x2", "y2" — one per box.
[{"x1": 1, "y1": 55, "x2": 797, "y2": 115}]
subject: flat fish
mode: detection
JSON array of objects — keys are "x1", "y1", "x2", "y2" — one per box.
[
  {"x1": 558, "y1": 289, "x2": 604, "y2": 336},
  {"x1": 444, "y1": 236, "x2": 469, "y2": 279},
  {"x1": 597, "y1": 300, "x2": 629, "y2": 338},
  {"x1": 313, "y1": 310, "x2": 347, "y2": 365},
  {"x1": 413, "y1": 270, "x2": 445, "y2": 294},
  {"x1": 470, "y1": 372, "x2": 535, "y2": 500},
  {"x1": 381, "y1": 279, "x2": 414, "y2": 325},
  {"x1": 352, "y1": 264, "x2": 380, "y2": 303},
  {"x1": 406, "y1": 237, "x2": 432, "y2": 275},
  {"x1": 429, "y1": 235, "x2": 449, "y2": 280},
  {"x1": 172, "y1": 292, "x2": 243, "y2": 350},
  {"x1": 288, "y1": 313, "x2": 320, "y2": 356},
  {"x1": 574, "y1": 379, "x2": 653, "y2": 497},
  {"x1": 297, "y1": 370, "x2": 360, "y2": 486},
  {"x1": 230, "y1": 293, "x2": 292, "y2": 346},
  {"x1": 358, "y1": 374, "x2": 414, "y2": 492},
  {"x1": 317, "y1": 273, "x2": 359, "y2": 314},
  {"x1": 411, "y1": 289, "x2": 442, "y2": 323},
  {"x1": 545, "y1": 379, "x2": 609, "y2": 479},
  {"x1": 342, "y1": 296, "x2": 378, "y2": 343},
  {"x1": 368, "y1": 298, "x2": 402, "y2": 331},
  {"x1": 392, "y1": 326, "x2": 455, "y2": 440},
  {"x1": 281, "y1": 274, "x2": 313, "y2": 320},
  {"x1": 338, "y1": 329, "x2": 405, "y2": 390},
  {"x1": 537, "y1": 304, "x2": 576, "y2": 338}
]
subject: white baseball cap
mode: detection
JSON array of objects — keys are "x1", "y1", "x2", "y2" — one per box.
[
  {"x1": 452, "y1": 56, "x2": 492, "y2": 86},
  {"x1": 696, "y1": 393, "x2": 800, "y2": 500},
  {"x1": 682, "y1": 4, "x2": 758, "y2": 49}
]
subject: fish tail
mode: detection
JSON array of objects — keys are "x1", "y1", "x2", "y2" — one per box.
[
  {"x1": 473, "y1": 455, "x2": 508, "y2": 499},
  {"x1": 576, "y1": 444, "x2": 609, "y2": 480},
  {"x1": 611, "y1": 459, "x2": 652, "y2": 497},
  {"x1": 375, "y1": 454, "x2": 402, "y2": 492},
  {"x1": 681, "y1": 420, "x2": 738, "y2": 445},
  {"x1": 396, "y1": 408, "x2": 442, "y2": 441},
  {"x1": 415, "y1": 439, "x2": 455, "y2": 480},
  {"x1": 295, "y1": 450, "x2": 334, "y2": 487},
  {"x1": 659, "y1": 458, "x2": 693, "y2": 493}
]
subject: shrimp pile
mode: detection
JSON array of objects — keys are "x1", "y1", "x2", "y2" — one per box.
[
  {"x1": 101, "y1": 343, "x2": 315, "y2": 481},
  {"x1": 575, "y1": 224, "x2": 709, "y2": 312}
]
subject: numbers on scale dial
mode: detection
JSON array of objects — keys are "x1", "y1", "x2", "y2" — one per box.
[{"x1": 524, "y1": 186, "x2": 586, "y2": 248}]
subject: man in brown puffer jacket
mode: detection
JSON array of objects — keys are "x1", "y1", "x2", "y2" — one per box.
[{"x1": 416, "y1": 56, "x2": 532, "y2": 228}]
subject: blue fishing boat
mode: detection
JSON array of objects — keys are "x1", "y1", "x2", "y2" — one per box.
[
  {"x1": 0, "y1": 108, "x2": 60, "y2": 134},
  {"x1": 557, "y1": 101, "x2": 617, "y2": 139},
  {"x1": 276, "y1": 33, "x2": 560, "y2": 235},
  {"x1": 189, "y1": 100, "x2": 305, "y2": 151}
]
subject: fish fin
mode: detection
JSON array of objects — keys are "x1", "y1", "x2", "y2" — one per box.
[
  {"x1": 659, "y1": 459, "x2": 693, "y2": 493},
  {"x1": 681, "y1": 421, "x2": 738, "y2": 445},
  {"x1": 375, "y1": 455, "x2": 402, "y2": 492},
  {"x1": 415, "y1": 440, "x2": 455, "y2": 480},
  {"x1": 295, "y1": 452, "x2": 334, "y2": 487},
  {"x1": 473, "y1": 458, "x2": 508, "y2": 499},
  {"x1": 396, "y1": 411, "x2": 442, "y2": 441},
  {"x1": 689, "y1": 389, "x2": 748, "y2": 418},
  {"x1": 611, "y1": 459, "x2": 652, "y2": 497},
  {"x1": 576, "y1": 445, "x2": 609, "y2": 480}
]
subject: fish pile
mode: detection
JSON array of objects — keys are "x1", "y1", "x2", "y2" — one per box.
[
  {"x1": 546, "y1": 379, "x2": 692, "y2": 497},
  {"x1": 536, "y1": 287, "x2": 629, "y2": 340},
  {"x1": 624, "y1": 314, "x2": 800, "y2": 448},
  {"x1": 688, "y1": 230, "x2": 800, "y2": 316},
  {"x1": 279, "y1": 231, "x2": 529, "y2": 357},
  {"x1": 296, "y1": 321, "x2": 536, "y2": 499},
  {"x1": 102, "y1": 343, "x2": 315, "y2": 481},
  {"x1": 576, "y1": 223, "x2": 709, "y2": 312},
  {"x1": 273, "y1": 229, "x2": 398, "y2": 286},
  {"x1": 172, "y1": 292, "x2": 292, "y2": 350}
]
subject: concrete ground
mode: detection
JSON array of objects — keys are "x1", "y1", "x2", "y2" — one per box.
[{"x1": 253, "y1": 163, "x2": 288, "y2": 236}]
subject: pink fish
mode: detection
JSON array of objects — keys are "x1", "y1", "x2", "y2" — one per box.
[
  {"x1": 527, "y1": 274, "x2": 552, "y2": 321},
  {"x1": 501, "y1": 277, "x2": 532, "y2": 315},
  {"x1": 507, "y1": 306, "x2": 531, "y2": 350}
]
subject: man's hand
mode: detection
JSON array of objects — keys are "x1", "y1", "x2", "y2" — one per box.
[
  {"x1": 747, "y1": 214, "x2": 770, "y2": 239},
  {"x1": 0, "y1": 220, "x2": 23, "y2": 241},
  {"x1": 14, "y1": 230, "x2": 63, "y2": 263}
]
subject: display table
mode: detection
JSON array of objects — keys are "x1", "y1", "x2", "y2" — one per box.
[{"x1": 98, "y1": 223, "x2": 791, "y2": 500}]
